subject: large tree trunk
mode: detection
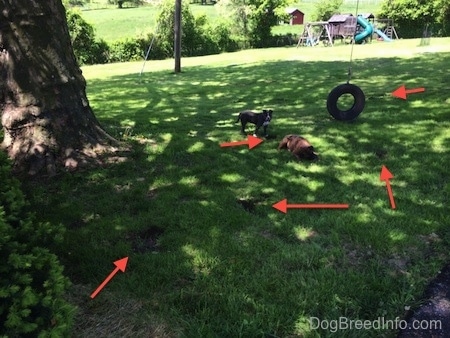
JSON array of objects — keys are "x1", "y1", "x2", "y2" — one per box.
[{"x1": 0, "y1": 0, "x2": 119, "y2": 176}]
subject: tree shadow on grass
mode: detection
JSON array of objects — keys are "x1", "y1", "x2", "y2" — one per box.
[{"x1": 24, "y1": 52, "x2": 450, "y2": 336}]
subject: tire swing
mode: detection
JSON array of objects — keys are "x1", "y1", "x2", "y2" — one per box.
[
  {"x1": 326, "y1": 0, "x2": 365, "y2": 121},
  {"x1": 326, "y1": 83, "x2": 365, "y2": 121}
]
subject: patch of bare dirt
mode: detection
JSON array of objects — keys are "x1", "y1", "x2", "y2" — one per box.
[
  {"x1": 67, "y1": 284, "x2": 178, "y2": 337},
  {"x1": 127, "y1": 226, "x2": 165, "y2": 254}
]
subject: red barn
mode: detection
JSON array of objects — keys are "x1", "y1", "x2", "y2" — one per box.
[{"x1": 285, "y1": 8, "x2": 304, "y2": 25}]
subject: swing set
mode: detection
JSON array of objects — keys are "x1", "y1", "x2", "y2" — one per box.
[{"x1": 296, "y1": 21, "x2": 334, "y2": 47}]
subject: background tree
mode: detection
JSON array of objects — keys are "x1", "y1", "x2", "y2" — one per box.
[
  {"x1": 216, "y1": 0, "x2": 289, "y2": 48},
  {"x1": 62, "y1": 0, "x2": 88, "y2": 7},
  {"x1": 312, "y1": 0, "x2": 343, "y2": 22},
  {"x1": 378, "y1": 0, "x2": 450, "y2": 38},
  {"x1": 248, "y1": 0, "x2": 282, "y2": 47},
  {"x1": 436, "y1": 0, "x2": 450, "y2": 36},
  {"x1": 108, "y1": 0, "x2": 143, "y2": 8},
  {"x1": 156, "y1": 0, "x2": 201, "y2": 57},
  {"x1": 0, "y1": 0, "x2": 118, "y2": 176},
  {"x1": 156, "y1": 0, "x2": 237, "y2": 57},
  {"x1": 216, "y1": 0, "x2": 252, "y2": 45},
  {"x1": 66, "y1": 9, "x2": 109, "y2": 65}
]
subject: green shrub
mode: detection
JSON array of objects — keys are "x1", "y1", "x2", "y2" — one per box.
[
  {"x1": 312, "y1": 0, "x2": 343, "y2": 22},
  {"x1": 65, "y1": 2, "x2": 238, "y2": 64},
  {"x1": 156, "y1": 0, "x2": 238, "y2": 57},
  {"x1": 206, "y1": 20, "x2": 240, "y2": 53},
  {"x1": 0, "y1": 152, "x2": 74, "y2": 337},
  {"x1": 156, "y1": 0, "x2": 200, "y2": 57},
  {"x1": 378, "y1": 0, "x2": 450, "y2": 38},
  {"x1": 138, "y1": 32, "x2": 171, "y2": 60},
  {"x1": 215, "y1": 0, "x2": 289, "y2": 48},
  {"x1": 90, "y1": 39, "x2": 110, "y2": 64},
  {"x1": 271, "y1": 33, "x2": 297, "y2": 47},
  {"x1": 66, "y1": 9, "x2": 109, "y2": 65},
  {"x1": 248, "y1": 2, "x2": 280, "y2": 48},
  {"x1": 109, "y1": 38, "x2": 145, "y2": 63},
  {"x1": 108, "y1": 32, "x2": 169, "y2": 62}
]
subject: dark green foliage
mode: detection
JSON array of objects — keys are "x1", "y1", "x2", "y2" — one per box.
[
  {"x1": 107, "y1": 33, "x2": 165, "y2": 62},
  {"x1": 66, "y1": 9, "x2": 109, "y2": 65},
  {"x1": 209, "y1": 21, "x2": 240, "y2": 52},
  {"x1": 109, "y1": 38, "x2": 147, "y2": 63},
  {"x1": 271, "y1": 33, "x2": 297, "y2": 46},
  {"x1": 436, "y1": 0, "x2": 450, "y2": 36},
  {"x1": 217, "y1": 0, "x2": 289, "y2": 48},
  {"x1": 312, "y1": 0, "x2": 343, "y2": 22},
  {"x1": 62, "y1": 2, "x2": 253, "y2": 64},
  {"x1": 248, "y1": 0, "x2": 284, "y2": 48},
  {"x1": 154, "y1": 0, "x2": 239, "y2": 57},
  {"x1": 156, "y1": 0, "x2": 208, "y2": 57},
  {"x1": 0, "y1": 152, "x2": 74, "y2": 337},
  {"x1": 378, "y1": 0, "x2": 450, "y2": 37},
  {"x1": 90, "y1": 39, "x2": 110, "y2": 64}
]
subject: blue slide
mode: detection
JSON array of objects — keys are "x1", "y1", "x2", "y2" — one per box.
[
  {"x1": 374, "y1": 28, "x2": 392, "y2": 42},
  {"x1": 354, "y1": 16, "x2": 374, "y2": 44}
]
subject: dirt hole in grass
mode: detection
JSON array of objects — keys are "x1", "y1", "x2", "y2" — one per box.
[
  {"x1": 375, "y1": 149, "x2": 388, "y2": 159},
  {"x1": 237, "y1": 198, "x2": 256, "y2": 213},
  {"x1": 69, "y1": 219, "x2": 87, "y2": 229},
  {"x1": 147, "y1": 187, "x2": 158, "y2": 199},
  {"x1": 128, "y1": 226, "x2": 165, "y2": 253},
  {"x1": 237, "y1": 194, "x2": 272, "y2": 213}
]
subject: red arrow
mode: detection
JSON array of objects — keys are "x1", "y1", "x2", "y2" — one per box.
[
  {"x1": 220, "y1": 135, "x2": 263, "y2": 149},
  {"x1": 272, "y1": 199, "x2": 349, "y2": 213},
  {"x1": 392, "y1": 85, "x2": 425, "y2": 100},
  {"x1": 90, "y1": 257, "x2": 129, "y2": 299},
  {"x1": 380, "y1": 165, "x2": 396, "y2": 209}
]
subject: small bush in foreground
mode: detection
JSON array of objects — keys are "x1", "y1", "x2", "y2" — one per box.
[{"x1": 0, "y1": 152, "x2": 74, "y2": 337}]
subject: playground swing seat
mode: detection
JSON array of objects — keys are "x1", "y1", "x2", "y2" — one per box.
[{"x1": 306, "y1": 37, "x2": 319, "y2": 46}]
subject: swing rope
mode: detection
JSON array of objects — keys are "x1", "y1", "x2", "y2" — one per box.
[
  {"x1": 139, "y1": 24, "x2": 160, "y2": 79},
  {"x1": 347, "y1": 0, "x2": 361, "y2": 84}
]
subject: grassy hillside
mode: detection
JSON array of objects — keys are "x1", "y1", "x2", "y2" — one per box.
[
  {"x1": 26, "y1": 38, "x2": 450, "y2": 337},
  {"x1": 78, "y1": 4, "x2": 220, "y2": 43},
  {"x1": 78, "y1": 2, "x2": 383, "y2": 43}
]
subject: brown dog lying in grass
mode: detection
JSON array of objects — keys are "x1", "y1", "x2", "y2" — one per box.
[{"x1": 278, "y1": 134, "x2": 318, "y2": 160}]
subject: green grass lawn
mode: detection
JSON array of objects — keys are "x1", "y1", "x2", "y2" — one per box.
[
  {"x1": 25, "y1": 38, "x2": 450, "y2": 337},
  {"x1": 78, "y1": 1, "x2": 383, "y2": 42},
  {"x1": 79, "y1": 3, "x2": 220, "y2": 43}
]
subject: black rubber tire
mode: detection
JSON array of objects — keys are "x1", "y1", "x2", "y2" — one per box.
[{"x1": 327, "y1": 83, "x2": 365, "y2": 121}]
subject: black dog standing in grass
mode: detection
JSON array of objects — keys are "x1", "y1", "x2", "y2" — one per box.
[
  {"x1": 278, "y1": 134, "x2": 318, "y2": 161},
  {"x1": 235, "y1": 109, "x2": 273, "y2": 137}
]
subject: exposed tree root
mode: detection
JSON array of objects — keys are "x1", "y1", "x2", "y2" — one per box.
[{"x1": 1, "y1": 117, "x2": 131, "y2": 177}]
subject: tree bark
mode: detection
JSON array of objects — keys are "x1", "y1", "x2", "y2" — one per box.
[{"x1": 0, "y1": 0, "x2": 119, "y2": 176}]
